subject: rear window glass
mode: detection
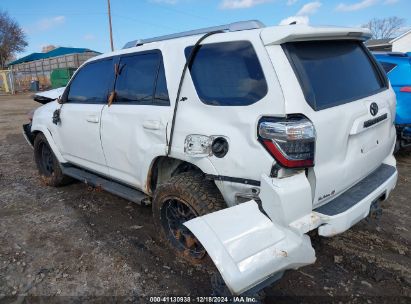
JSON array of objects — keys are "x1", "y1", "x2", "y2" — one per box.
[
  {"x1": 116, "y1": 53, "x2": 159, "y2": 104},
  {"x1": 379, "y1": 61, "x2": 397, "y2": 74},
  {"x1": 185, "y1": 41, "x2": 268, "y2": 106},
  {"x1": 115, "y1": 52, "x2": 170, "y2": 106},
  {"x1": 284, "y1": 40, "x2": 387, "y2": 111}
]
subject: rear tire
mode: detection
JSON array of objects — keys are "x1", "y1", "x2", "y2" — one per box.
[
  {"x1": 34, "y1": 133, "x2": 72, "y2": 187},
  {"x1": 152, "y1": 171, "x2": 225, "y2": 264}
]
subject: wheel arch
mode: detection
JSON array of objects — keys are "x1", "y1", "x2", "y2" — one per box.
[
  {"x1": 146, "y1": 156, "x2": 221, "y2": 195},
  {"x1": 30, "y1": 125, "x2": 66, "y2": 163}
]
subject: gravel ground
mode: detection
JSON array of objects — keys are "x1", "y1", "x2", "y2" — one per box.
[{"x1": 0, "y1": 94, "x2": 410, "y2": 303}]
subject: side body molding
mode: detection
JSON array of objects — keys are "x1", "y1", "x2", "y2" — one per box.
[{"x1": 184, "y1": 200, "x2": 316, "y2": 295}]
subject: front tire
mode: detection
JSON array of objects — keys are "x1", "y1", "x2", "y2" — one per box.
[
  {"x1": 152, "y1": 172, "x2": 225, "y2": 264},
  {"x1": 34, "y1": 133, "x2": 71, "y2": 187}
]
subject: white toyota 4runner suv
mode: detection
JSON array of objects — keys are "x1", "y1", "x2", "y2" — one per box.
[{"x1": 24, "y1": 21, "x2": 398, "y2": 295}]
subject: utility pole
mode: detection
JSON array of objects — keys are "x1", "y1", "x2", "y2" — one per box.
[{"x1": 107, "y1": 0, "x2": 114, "y2": 51}]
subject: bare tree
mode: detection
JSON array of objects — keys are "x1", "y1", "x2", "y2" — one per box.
[
  {"x1": 0, "y1": 10, "x2": 27, "y2": 68},
  {"x1": 363, "y1": 17, "x2": 406, "y2": 39},
  {"x1": 41, "y1": 45, "x2": 57, "y2": 53}
]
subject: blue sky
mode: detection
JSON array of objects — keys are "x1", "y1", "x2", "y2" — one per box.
[{"x1": 1, "y1": 0, "x2": 410, "y2": 57}]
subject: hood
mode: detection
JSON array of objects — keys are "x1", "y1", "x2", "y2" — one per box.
[{"x1": 33, "y1": 87, "x2": 66, "y2": 104}]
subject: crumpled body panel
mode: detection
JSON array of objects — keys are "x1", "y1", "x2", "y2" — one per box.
[{"x1": 184, "y1": 201, "x2": 316, "y2": 295}]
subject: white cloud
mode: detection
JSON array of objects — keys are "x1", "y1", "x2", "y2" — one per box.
[
  {"x1": 336, "y1": 0, "x2": 378, "y2": 12},
  {"x1": 297, "y1": 1, "x2": 322, "y2": 15},
  {"x1": 25, "y1": 16, "x2": 66, "y2": 34},
  {"x1": 83, "y1": 34, "x2": 96, "y2": 41},
  {"x1": 37, "y1": 16, "x2": 66, "y2": 31},
  {"x1": 280, "y1": 1, "x2": 321, "y2": 26},
  {"x1": 279, "y1": 15, "x2": 310, "y2": 25},
  {"x1": 220, "y1": 0, "x2": 272, "y2": 9},
  {"x1": 287, "y1": 0, "x2": 298, "y2": 5}
]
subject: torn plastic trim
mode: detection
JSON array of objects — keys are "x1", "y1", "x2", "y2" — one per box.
[
  {"x1": 184, "y1": 201, "x2": 316, "y2": 295},
  {"x1": 205, "y1": 174, "x2": 261, "y2": 187}
]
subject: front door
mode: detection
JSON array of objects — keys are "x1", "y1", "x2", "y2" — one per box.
[{"x1": 55, "y1": 58, "x2": 114, "y2": 176}]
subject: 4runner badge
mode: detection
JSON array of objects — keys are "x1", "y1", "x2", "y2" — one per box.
[
  {"x1": 370, "y1": 102, "x2": 379, "y2": 116},
  {"x1": 318, "y1": 190, "x2": 336, "y2": 202}
]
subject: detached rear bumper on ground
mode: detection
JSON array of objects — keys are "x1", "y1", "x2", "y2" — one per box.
[{"x1": 185, "y1": 157, "x2": 397, "y2": 295}]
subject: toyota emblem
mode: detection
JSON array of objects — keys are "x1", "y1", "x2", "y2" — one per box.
[{"x1": 370, "y1": 102, "x2": 379, "y2": 116}]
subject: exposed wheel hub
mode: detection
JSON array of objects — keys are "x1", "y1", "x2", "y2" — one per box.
[{"x1": 161, "y1": 198, "x2": 205, "y2": 260}]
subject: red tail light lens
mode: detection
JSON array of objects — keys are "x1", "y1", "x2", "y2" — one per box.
[
  {"x1": 400, "y1": 86, "x2": 411, "y2": 93},
  {"x1": 258, "y1": 116, "x2": 316, "y2": 168}
]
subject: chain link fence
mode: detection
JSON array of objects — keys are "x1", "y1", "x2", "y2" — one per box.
[
  {"x1": 0, "y1": 70, "x2": 15, "y2": 95},
  {"x1": 3, "y1": 51, "x2": 99, "y2": 94}
]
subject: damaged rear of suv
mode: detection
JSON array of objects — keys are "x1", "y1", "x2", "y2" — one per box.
[{"x1": 25, "y1": 21, "x2": 398, "y2": 295}]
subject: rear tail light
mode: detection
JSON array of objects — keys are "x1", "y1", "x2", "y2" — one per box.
[
  {"x1": 400, "y1": 86, "x2": 411, "y2": 93},
  {"x1": 258, "y1": 115, "x2": 316, "y2": 168}
]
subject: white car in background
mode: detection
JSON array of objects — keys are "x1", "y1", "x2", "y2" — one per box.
[{"x1": 24, "y1": 21, "x2": 398, "y2": 295}]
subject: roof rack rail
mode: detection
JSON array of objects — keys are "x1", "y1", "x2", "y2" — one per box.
[{"x1": 123, "y1": 20, "x2": 265, "y2": 49}]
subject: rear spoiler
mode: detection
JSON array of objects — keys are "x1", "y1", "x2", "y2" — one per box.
[{"x1": 261, "y1": 25, "x2": 372, "y2": 46}]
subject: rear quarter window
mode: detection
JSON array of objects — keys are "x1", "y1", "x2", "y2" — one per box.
[
  {"x1": 185, "y1": 41, "x2": 268, "y2": 106},
  {"x1": 284, "y1": 40, "x2": 387, "y2": 111}
]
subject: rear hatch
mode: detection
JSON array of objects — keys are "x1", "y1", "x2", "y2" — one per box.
[{"x1": 265, "y1": 36, "x2": 396, "y2": 208}]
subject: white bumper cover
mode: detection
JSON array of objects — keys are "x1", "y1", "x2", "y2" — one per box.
[
  {"x1": 185, "y1": 201, "x2": 315, "y2": 295},
  {"x1": 185, "y1": 164, "x2": 397, "y2": 295}
]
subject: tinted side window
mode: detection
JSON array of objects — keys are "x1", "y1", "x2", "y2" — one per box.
[
  {"x1": 115, "y1": 53, "x2": 169, "y2": 105},
  {"x1": 185, "y1": 41, "x2": 268, "y2": 106},
  {"x1": 380, "y1": 61, "x2": 397, "y2": 74},
  {"x1": 68, "y1": 59, "x2": 113, "y2": 103},
  {"x1": 154, "y1": 63, "x2": 170, "y2": 106}
]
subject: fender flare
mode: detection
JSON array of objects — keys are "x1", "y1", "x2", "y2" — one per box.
[
  {"x1": 145, "y1": 153, "x2": 224, "y2": 194},
  {"x1": 31, "y1": 125, "x2": 66, "y2": 163}
]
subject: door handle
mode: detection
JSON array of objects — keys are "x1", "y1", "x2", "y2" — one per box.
[
  {"x1": 86, "y1": 115, "x2": 99, "y2": 123},
  {"x1": 143, "y1": 120, "x2": 161, "y2": 130}
]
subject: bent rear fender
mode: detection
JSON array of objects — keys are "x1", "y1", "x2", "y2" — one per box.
[{"x1": 184, "y1": 195, "x2": 316, "y2": 295}]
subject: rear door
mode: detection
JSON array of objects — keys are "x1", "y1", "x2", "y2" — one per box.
[
  {"x1": 100, "y1": 51, "x2": 170, "y2": 190},
  {"x1": 281, "y1": 40, "x2": 396, "y2": 207}
]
